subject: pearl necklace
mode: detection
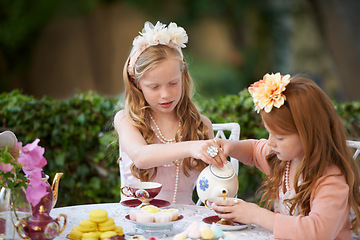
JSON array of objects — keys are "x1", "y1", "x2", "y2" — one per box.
[
  {"x1": 149, "y1": 114, "x2": 181, "y2": 144},
  {"x1": 149, "y1": 113, "x2": 182, "y2": 204},
  {"x1": 285, "y1": 160, "x2": 291, "y2": 192},
  {"x1": 172, "y1": 160, "x2": 181, "y2": 204}
]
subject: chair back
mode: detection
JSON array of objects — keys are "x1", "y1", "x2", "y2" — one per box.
[
  {"x1": 118, "y1": 122, "x2": 241, "y2": 202},
  {"x1": 347, "y1": 140, "x2": 360, "y2": 160},
  {"x1": 212, "y1": 123, "x2": 241, "y2": 174},
  {"x1": 347, "y1": 140, "x2": 360, "y2": 238}
]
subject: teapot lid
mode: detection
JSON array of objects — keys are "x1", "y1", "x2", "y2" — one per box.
[{"x1": 210, "y1": 162, "x2": 235, "y2": 179}]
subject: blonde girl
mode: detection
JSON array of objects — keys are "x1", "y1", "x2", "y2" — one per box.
[
  {"x1": 209, "y1": 73, "x2": 360, "y2": 239},
  {"x1": 114, "y1": 21, "x2": 227, "y2": 204}
]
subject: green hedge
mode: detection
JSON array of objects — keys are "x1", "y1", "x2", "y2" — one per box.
[
  {"x1": 1, "y1": 90, "x2": 359, "y2": 206},
  {"x1": 0, "y1": 90, "x2": 120, "y2": 206}
]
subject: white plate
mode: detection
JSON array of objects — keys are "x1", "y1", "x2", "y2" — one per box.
[
  {"x1": 202, "y1": 215, "x2": 249, "y2": 231},
  {"x1": 125, "y1": 214, "x2": 184, "y2": 229}
]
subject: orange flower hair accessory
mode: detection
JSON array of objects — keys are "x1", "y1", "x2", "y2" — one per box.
[{"x1": 248, "y1": 72, "x2": 291, "y2": 113}]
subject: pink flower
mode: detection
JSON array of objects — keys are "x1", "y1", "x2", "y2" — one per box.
[
  {"x1": 16, "y1": 139, "x2": 48, "y2": 206},
  {"x1": 17, "y1": 139, "x2": 47, "y2": 175},
  {"x1": 0, "y1": 162, "x2": 13, "y2": 173},
  {"x1": 26, "y1": 178, "x2": 49, "y2": 206}
]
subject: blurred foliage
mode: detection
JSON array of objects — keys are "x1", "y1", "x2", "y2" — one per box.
[
  {"x1": 1, "y1": 90, "x2": 359, "y2": 205},
  {"x1": 0, "y1": 0, "x2": 292, "y2": 97},
  {"x1": 189, "y1": 60, "x2": 247, "y2": 98},
  {"x1": 0, "y1": 90, "x2": 120, "y2": 206},
  {"x1": 0, "y1": 0, "x2": 103, "y2": 89},
  {"x1": 335, "y1": 101, "x2": 360, "y2": 142}
]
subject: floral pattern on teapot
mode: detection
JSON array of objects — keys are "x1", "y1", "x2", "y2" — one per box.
[
  {"x1": 196, "y1": 162, "x2": 239, "y2": 203},
  {"x1": 199, "y1": 177, "x2": 209, "y2": 191}
]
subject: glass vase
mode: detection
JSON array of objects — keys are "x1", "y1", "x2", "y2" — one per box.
[{"x1": 0, "y1": 187, "x2": 32, "y2": 239}]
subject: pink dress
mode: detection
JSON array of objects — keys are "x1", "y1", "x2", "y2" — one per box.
[
  {"x1": 246, "y1": 139, "x2": 352, "y2": 240},
  {"x1": 120, "y1": 151, "x2": 199, "y2": 205}
]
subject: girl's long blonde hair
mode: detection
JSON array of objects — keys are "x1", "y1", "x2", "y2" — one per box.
[
  {"x1": 122, "y1": 45, "x2": 209, "y2": 181},
  {"x1": 259, "y1": 76, "x2": 360, "y2": 233}
]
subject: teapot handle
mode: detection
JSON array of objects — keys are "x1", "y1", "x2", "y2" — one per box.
[
  {"x1": 15, "y1": 220, "x2": 30, "y2": 240},
  {"x1": 56, "y1": 214, "x2": 67, "y2": 234}
]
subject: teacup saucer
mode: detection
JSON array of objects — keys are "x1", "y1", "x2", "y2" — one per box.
[
  {"x1": 202, "y1": 215, "x2": 248, "y2": 231},
  {"x1": 120, "y1": 199, "x2": 171, "y2": 208}
]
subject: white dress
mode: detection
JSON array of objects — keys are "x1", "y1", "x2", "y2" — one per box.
[
  {"x1": 274, "y1": 175, "x2": 301, "y2": 215},
  {"x1": 120, "y1": 151, "x2": 199, "y2": 205}
]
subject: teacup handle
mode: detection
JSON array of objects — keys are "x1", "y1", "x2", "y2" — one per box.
[
  {"x1": 121, "y1": 186, "x2": 135, "y2": 197},
  {"x1": 56, "y1": 214, "x2": 67, "y2": 234},
  {"x1": 15, "y1": 220, "x2": 30, "y2": 240},
  {"x1": 204, "y1": 199, "x2": 213, "y2": 210}
]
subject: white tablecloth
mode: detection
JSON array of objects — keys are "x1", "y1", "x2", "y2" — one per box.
[{"x1": 50, "y1": 202, "x2": 274, "y2": 239}]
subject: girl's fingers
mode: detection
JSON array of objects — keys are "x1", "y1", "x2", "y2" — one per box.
[
  {"x1": 217, "y1": 148, "x2": 228, "y2": 165},
  {"x1": 210, "y1": 138, "x2": 228, "y2": 167},
  {"x1": 199, "y1": 138, "x2": 229, "y2": 168},
  {"x1": 211, "y1": 155, "x2": 223, "y2": 168}
]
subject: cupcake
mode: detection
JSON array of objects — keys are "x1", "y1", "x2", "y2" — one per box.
[
  {"x1": 154, "y1": 212, "x2": 172, "y2": 223},
  {"x1": 141, "y1": 205, "x2": 161, "y2": 213},
  {"x1": 161, "y1": 208, "x2": 179, "y2": 221},
  {"x1": 129, "y1": 209, "x2": 142, "y2": 221},
  {"x1": 136, "y1": 212, "x2": 154, "y2": 223}
]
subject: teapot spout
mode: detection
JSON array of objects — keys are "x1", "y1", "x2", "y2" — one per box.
[
  {"x1": 51, "y1": 173, "x2": 63, "y2": 208},
  {"x1": 212, "y1": 186, "x2": 229, "y2": 198}
]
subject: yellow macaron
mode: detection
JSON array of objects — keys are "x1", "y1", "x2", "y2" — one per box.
[
  {"x1": 81, "y1": 232, "x2": 99, "y2": 240},
  {"x1": 67, "y1": 228, "x2": 83, "y2": 240},
  {"x1": 79, "y1": 220, "x2": 97, "y2": 233},
  {"x1": 89, "y1": 209, "x2": 108, "y2": 223},
  {"x1": 98, "y1": 217, "x2": 115, "y2": 232},
  {"x1": 114, "y1": 226, "x2": 124, "y2": 235},
  {"x1": 100, "y1": 231, "x2": 117, "y2": 240},
  {"x1": 72, "y1": 225, "x2": 82, "y2": 231}
]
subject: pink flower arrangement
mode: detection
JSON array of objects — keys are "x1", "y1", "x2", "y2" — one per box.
[
  {"x1": 16, "y1": 139, "x2": 49, "y2": 207},
  {"x1": 0, "y1": 161, "x2": 13, "y2": 173}
]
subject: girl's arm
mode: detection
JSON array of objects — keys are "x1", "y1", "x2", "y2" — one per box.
[
  {"x1": 217, "y1": 138, "x2": 271, "y2": 174},
  {"x1": 214, "y1": 166, "x2": 350, "y2": 240},
  {"x1": 217, "y1": 138, "x2": 254, "y2": 163},
  {"x1": 114, "y1": 111, "x2": 226, "y2": 169}
]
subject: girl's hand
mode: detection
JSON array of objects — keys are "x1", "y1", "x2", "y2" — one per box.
[
  {"x1": 212, "y1": 199, "x2": 259, "y2": 225},
  {"x1": 212, "y1": 199, "x2": 275, "y2": 231},
  {"x1": 192, "y1": 139, "x2": 228, "y2": 168}
]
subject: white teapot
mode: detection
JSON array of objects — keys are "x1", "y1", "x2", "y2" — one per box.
[{"x1": 196, "y1": 162, "x2": 239, "y2": 203}]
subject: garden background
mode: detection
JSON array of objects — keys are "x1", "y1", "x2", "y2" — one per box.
[{"x1": 1, "y1": 0, "x2": 360, "y2": 206}]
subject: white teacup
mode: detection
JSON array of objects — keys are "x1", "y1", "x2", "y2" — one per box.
[
  {"x1": 204, "y1": 197, "x2": 238, "y2": 211},
  {"x1": 204, "y1": 196, "x2": 238, "y2": 226}
]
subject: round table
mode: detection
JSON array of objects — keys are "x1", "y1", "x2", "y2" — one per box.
[{"x1": 50, "y1": 202, "x2": 274, "y2": 239}]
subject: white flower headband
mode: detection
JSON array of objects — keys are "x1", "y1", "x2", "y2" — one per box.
[
  {"x1": 128, "y1": 21, "x2": 188, "y2": 78},
  {"x1": 248, "y1": 72, "x2": 291, "y2": 113}
]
